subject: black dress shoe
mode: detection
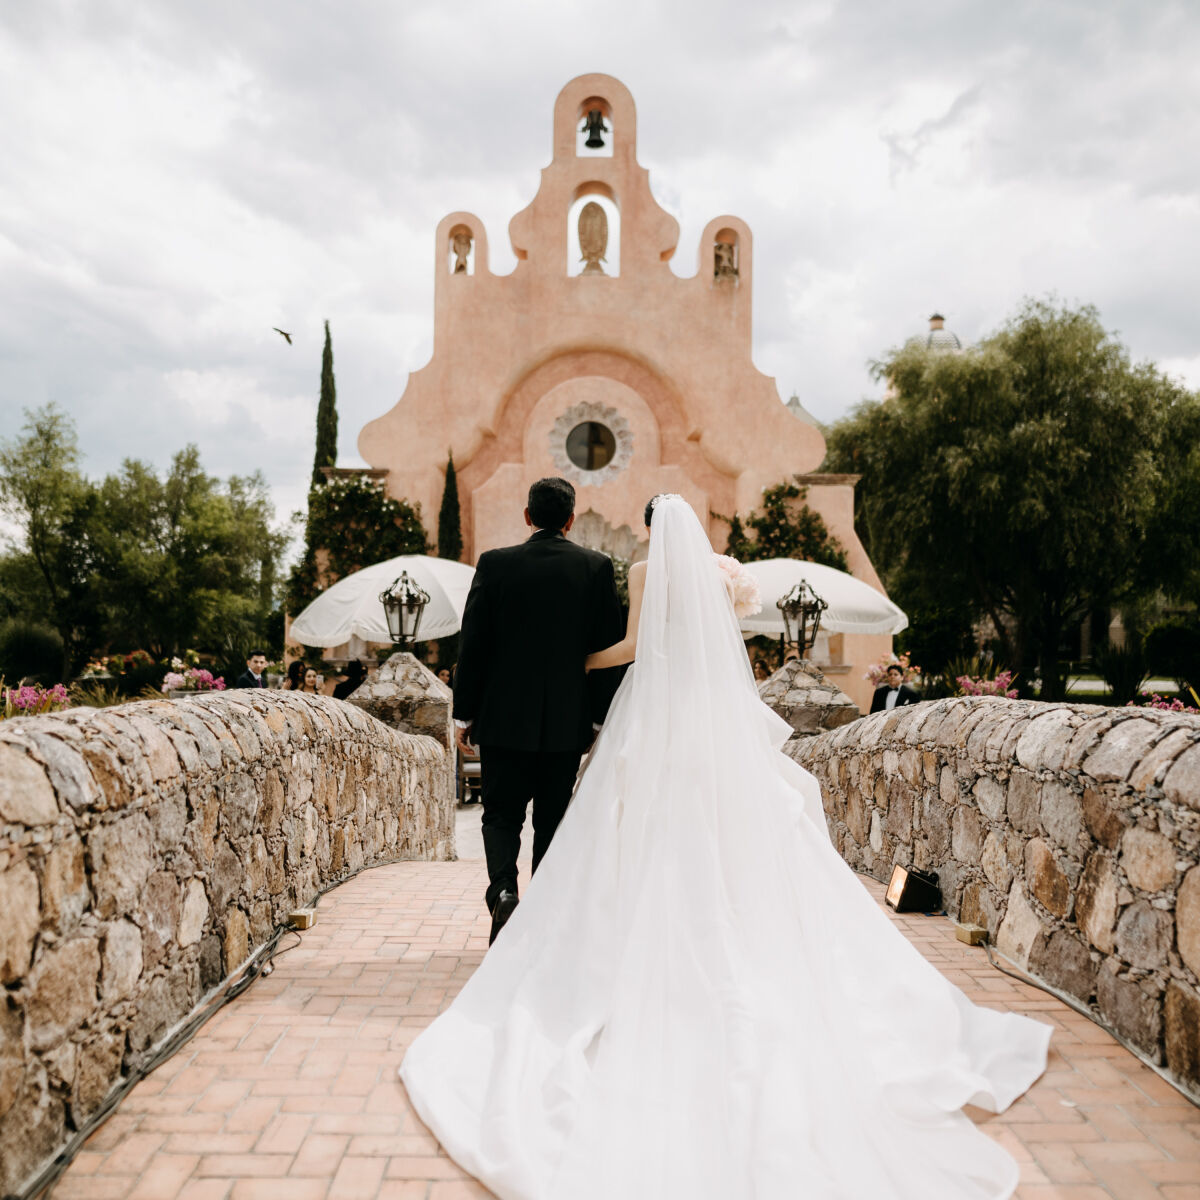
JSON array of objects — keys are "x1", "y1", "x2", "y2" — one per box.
[{"x1": 489, "y1": 889, "x2": 519, "y2": 945}]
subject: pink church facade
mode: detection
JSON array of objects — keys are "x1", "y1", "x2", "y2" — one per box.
[{"x1": 357, "y1": 74, "x2": 891, "y2": 711}]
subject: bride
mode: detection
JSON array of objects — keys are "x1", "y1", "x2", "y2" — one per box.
[{"x1": 400, "y1": 494, "x2": 1050, "y2": 1199}]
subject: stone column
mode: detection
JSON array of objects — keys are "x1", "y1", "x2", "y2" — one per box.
[
  {"x1": 345, "y1": 652, "x2": 456, "y2": 857},
  {"x1": 758, "y1": 658, "x2": 860, "y2": 739},
  {"x1": 346, "y1": 653, "x2": 453, "y2": 752}
]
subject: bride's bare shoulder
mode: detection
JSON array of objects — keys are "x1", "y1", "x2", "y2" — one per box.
[{"x1": 629, "y1": 560, "x2": 648, "y2": 580}]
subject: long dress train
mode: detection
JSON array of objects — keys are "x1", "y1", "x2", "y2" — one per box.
[{"x1": 400, "y1": 497, "x2": 1050, "y2": 1199}]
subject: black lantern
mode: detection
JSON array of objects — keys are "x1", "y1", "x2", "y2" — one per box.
[
  {"x1": 582, "y1": 108, "x2": 609, "y2": 149},
  {"x1": 776, "y1": 580, "x2": 828, "y2": 655},
  {"x1": 379, "y1": 571, "x2": 430, "y2": 647}
]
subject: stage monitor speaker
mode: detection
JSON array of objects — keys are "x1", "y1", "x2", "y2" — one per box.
[{"x1": 885, "y1": 865, "x2": 942, "y2": 913}]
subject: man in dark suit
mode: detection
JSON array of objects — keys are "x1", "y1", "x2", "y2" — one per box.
[
  {"x1": 870, "y1": 664, "x2": 920, "y2": 713},
  {"x1": 453, "y1": 477, "x2": 624, "y2": 943},
  {"x1": 235, "y1": 650, "x2": 269, "y2": 689}
]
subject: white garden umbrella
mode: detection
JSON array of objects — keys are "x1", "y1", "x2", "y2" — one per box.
[
  {"x1": 288, "y1": 555, "x2": 476, "y2": 647},
  {"x1": 738, "y1": 559, "x2": 908, "y2": 637}
]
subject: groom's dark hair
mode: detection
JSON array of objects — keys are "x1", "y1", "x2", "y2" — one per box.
[{"x1": 528, "y1": 477, "x2": 575, "y2": 530}]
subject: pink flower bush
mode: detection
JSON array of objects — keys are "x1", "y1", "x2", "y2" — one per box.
[
  {"x1": 1126, "y1": 692, "x2": 1199, "y2": 714},
  {"x1": 865, "y1": 652, "x2": 923, "y2": 686},
  {"x1": 956, "y1": 670, "x2": 1018, "y2": 699},
  {"x1": 162, "y1": 668, "x2": 226, "y2": 693},
  {"x1": 2, "y1": 683, "x2": 72, "y2": 718},
  {"x1": 712, "y1": 554, "x2": 762, "y2": 619}
]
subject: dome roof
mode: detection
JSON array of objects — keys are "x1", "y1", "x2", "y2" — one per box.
[
  {"x1": 785, "y1": 393, "x2": 820, "y2": 425},
  {"x1": 910, "y1": 312, "x2": 962, "y2": 351}
]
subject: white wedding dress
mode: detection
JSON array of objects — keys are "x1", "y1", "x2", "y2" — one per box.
[{"x1": 400, "y1": 497, "x2": 1050, "y2": 1200}]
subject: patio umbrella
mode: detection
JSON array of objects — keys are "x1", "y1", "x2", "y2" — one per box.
[
  {"x1": 288, "y1": 555, "x2": 476, "y2": 647},
  {"x1": 737, "y1": 559, "x2": 908, "y2": 637}
]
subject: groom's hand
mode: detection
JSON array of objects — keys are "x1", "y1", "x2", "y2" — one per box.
[{"x1": 455, "y1": 723, "x2": 476, "y2": 756}]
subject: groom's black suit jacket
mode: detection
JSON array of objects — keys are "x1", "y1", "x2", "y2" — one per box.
[{"x1": 453, "y1": 530, "x2": 625, "y2": 754}]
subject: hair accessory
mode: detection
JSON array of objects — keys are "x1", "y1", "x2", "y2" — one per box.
[{"x1": 650, "y1": 493, "x2": 684, "y2": 510}]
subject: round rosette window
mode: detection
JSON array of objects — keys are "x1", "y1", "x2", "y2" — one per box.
[{"x1": 550, "y1": 402, "x2": 633, "y2": 486}]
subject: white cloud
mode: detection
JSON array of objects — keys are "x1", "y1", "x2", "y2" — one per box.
[{"x1": 1, "y1": 0, "x2": 1197, "y2": 549}]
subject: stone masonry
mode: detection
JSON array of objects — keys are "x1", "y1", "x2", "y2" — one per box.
[
  {"x1": 0, "y1": 689, "x2": 453, "y2": 1197},
  {"x1": 756, "y1": 658, "x2": 860, "y2": 737},
  {"x1": 787, "y1": 697, "x2": 1200, "y2": 1100}
]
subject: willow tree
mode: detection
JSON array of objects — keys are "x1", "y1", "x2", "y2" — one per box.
[{"x1": 825, "y1": 299, "x2": 1182, "y2": 698}]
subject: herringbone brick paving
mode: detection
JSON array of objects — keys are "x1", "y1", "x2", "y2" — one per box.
[{"x1": 51, "y1": 815, "x2": 1200, "y2": 1199}]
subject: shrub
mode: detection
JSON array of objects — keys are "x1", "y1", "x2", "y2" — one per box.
[
  {"x1": 0, "y1": 619, "x2": 65, "y2": 684},
  {"x1": 1093, "y1": 640, "x2": 1148, "y2": 706},
  {"x1": 1144, "y1": 618, "x2": 1200, "y2": 697}
]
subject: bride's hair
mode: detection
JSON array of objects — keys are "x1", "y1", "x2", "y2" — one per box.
[{"x1": 643, "y1": 494, "x2": 667, "y2": 528}]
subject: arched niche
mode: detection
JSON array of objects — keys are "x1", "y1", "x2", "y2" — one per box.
[
  {"x1": 713, "y1": 226, "x2": 740, "y2": 283},
  {"x1": 447, "y1": 223, "x2": 476, "y2": 276},
  {"x1": 568, "y1": 182, "x2": 620, "y2": 277},
  {"x1": 576, "y1": 95, "x2": 614, "y2": 157}
]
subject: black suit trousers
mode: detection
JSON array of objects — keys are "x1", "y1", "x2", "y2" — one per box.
[{"x1": 478, "y1": 744, "x2": 580, "y2": 911}]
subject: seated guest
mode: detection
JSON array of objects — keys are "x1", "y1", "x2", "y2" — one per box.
[
  {"x1": 236, "y1": 650, "x2": 269, "y2": 689},
  {"x1": 333, "y1": 660, "x2": 367, "y2": 700},
  {"x1": 752, "y1": 659, "x2": 771, "y2": 682},
  {"x1": 437, "y1": 666, "x2": 453, "y2": 687},
  {"x1": 299, "y1": 667, "x2": 320, "y2": 694},
  {"x1": 870, "y1": 664, "x2": 920, "y2": 713},
  {"x1": 284, "y1": 660, "x2": 306, "y2": 690}
]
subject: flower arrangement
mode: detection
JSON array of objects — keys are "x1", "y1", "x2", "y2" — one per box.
[
  {"x1": 956, "y1": 670, "x2": 1019, "y2": 699},
  {"x1": 3, "y1": 682, "x2": 72, "y2": 719},
  {"x1": 712, "y1": 554, "x2": 762, "y2": 619},
  {"x1": 162, "y1": 667, "x2": 226, "y2": 693},
  {"x1": 864, "y1": 652, "x2": 923, "y2": 687},
  {"x1": 1126, "y1": 691, "x2": 1200, "y2": 714},
  {"x1": 105, "y1": 649, "x2": 156, "y2": 675}
]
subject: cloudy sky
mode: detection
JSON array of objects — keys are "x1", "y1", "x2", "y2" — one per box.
[{"x1": 3, "y1": 0, "x2": 1198, "y2": 544}]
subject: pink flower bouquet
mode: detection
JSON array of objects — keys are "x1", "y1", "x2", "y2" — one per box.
[{"x1": 713, "y1": 554, "x2": 762, "y2": 619}]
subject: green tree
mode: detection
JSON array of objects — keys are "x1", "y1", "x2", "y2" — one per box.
[
  {"x1": 723, "y1": 479, "x2": 848, "y2": 569},
  {"x1": 437, "y1": 453, "x2": 463, "y2": 561},
  {"x1": 0, "y1": 405, "x2": 101, "y2": 671},
  {"x1": 825, "y1": 298, "x2": 1182, "y2": 699},
  {"x1": 312, "y1": 319, "x2": 338, "y2": 487},
  {"x1": 286, "y1": 475, "x2": 427, "y2": 614},
  {"x1": 88, "y1": 448, "x2": 287, "y2": 659}
]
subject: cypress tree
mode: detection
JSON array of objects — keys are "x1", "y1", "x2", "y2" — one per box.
[
  {"x1": 437, "y1": 452, "x2": 463, "y2": 561},
  {"x1": 312, "y1": 319, "x2": 338, "y2": 487}
]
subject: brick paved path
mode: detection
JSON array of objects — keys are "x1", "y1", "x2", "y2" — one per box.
[{"x1": 53, "y1": 822, "x2": 1200, "y2": 1199}]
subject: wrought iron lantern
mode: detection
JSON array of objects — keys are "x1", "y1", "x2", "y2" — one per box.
[
  {"x1": 379, "y1": 572, "x2": 431, "y2": 647},
  {"x1": 582, "y1": 108, "x2": 609, "y2": 149},
  {"x1": 776, "y1": 580, "x2": 828, "y2": 656}
]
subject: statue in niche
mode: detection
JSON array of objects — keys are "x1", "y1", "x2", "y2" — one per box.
[
  {"x1": 451, "y1": 229, "x2": 473, "y2": 274},
  {"x1": 714, "y1": 241, "x2": 738, "y2": 280},
  {"x1": 578, "y1": 202, "x2": 608, "y2": 275}
]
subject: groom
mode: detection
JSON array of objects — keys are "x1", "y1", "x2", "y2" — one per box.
[{"x1": 453, "y1": 477, "x2": 624, "y2": 943}]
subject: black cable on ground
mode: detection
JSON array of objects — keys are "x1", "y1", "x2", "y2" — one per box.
[{"x1": 13, "y1": 852, "x2": 424, "y2": 1200}]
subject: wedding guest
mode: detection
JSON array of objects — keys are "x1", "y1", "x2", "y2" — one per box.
[
  {"x1": 333, "y1": 660, "x2": 367, "y2": 700},
  {"x1": 299, "y1": 667, "x2": 320, "y2": 694},
  {"x1": 752, "y1": 659, "x2": 771, "y2": 682},
  {"x1": 235, "y1": 650, "x2": 269, "y2": 689},
  {"x1": 284, "y1": 660, "x2": 305, "y2": 690},
  {"x1": 438, "y1": 666, "x2": 453, "y2": 687},
  {"x1": 870, "y1": 663, "x2": 920, "y2": 713}
]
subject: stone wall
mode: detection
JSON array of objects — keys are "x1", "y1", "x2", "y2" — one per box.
[
  {"x1": 0, "y1": 690, "x2": 453, "y2": 1196},
  {"x1": 788, "y1": 698, "x2": 1200, "y2": 1097}
]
